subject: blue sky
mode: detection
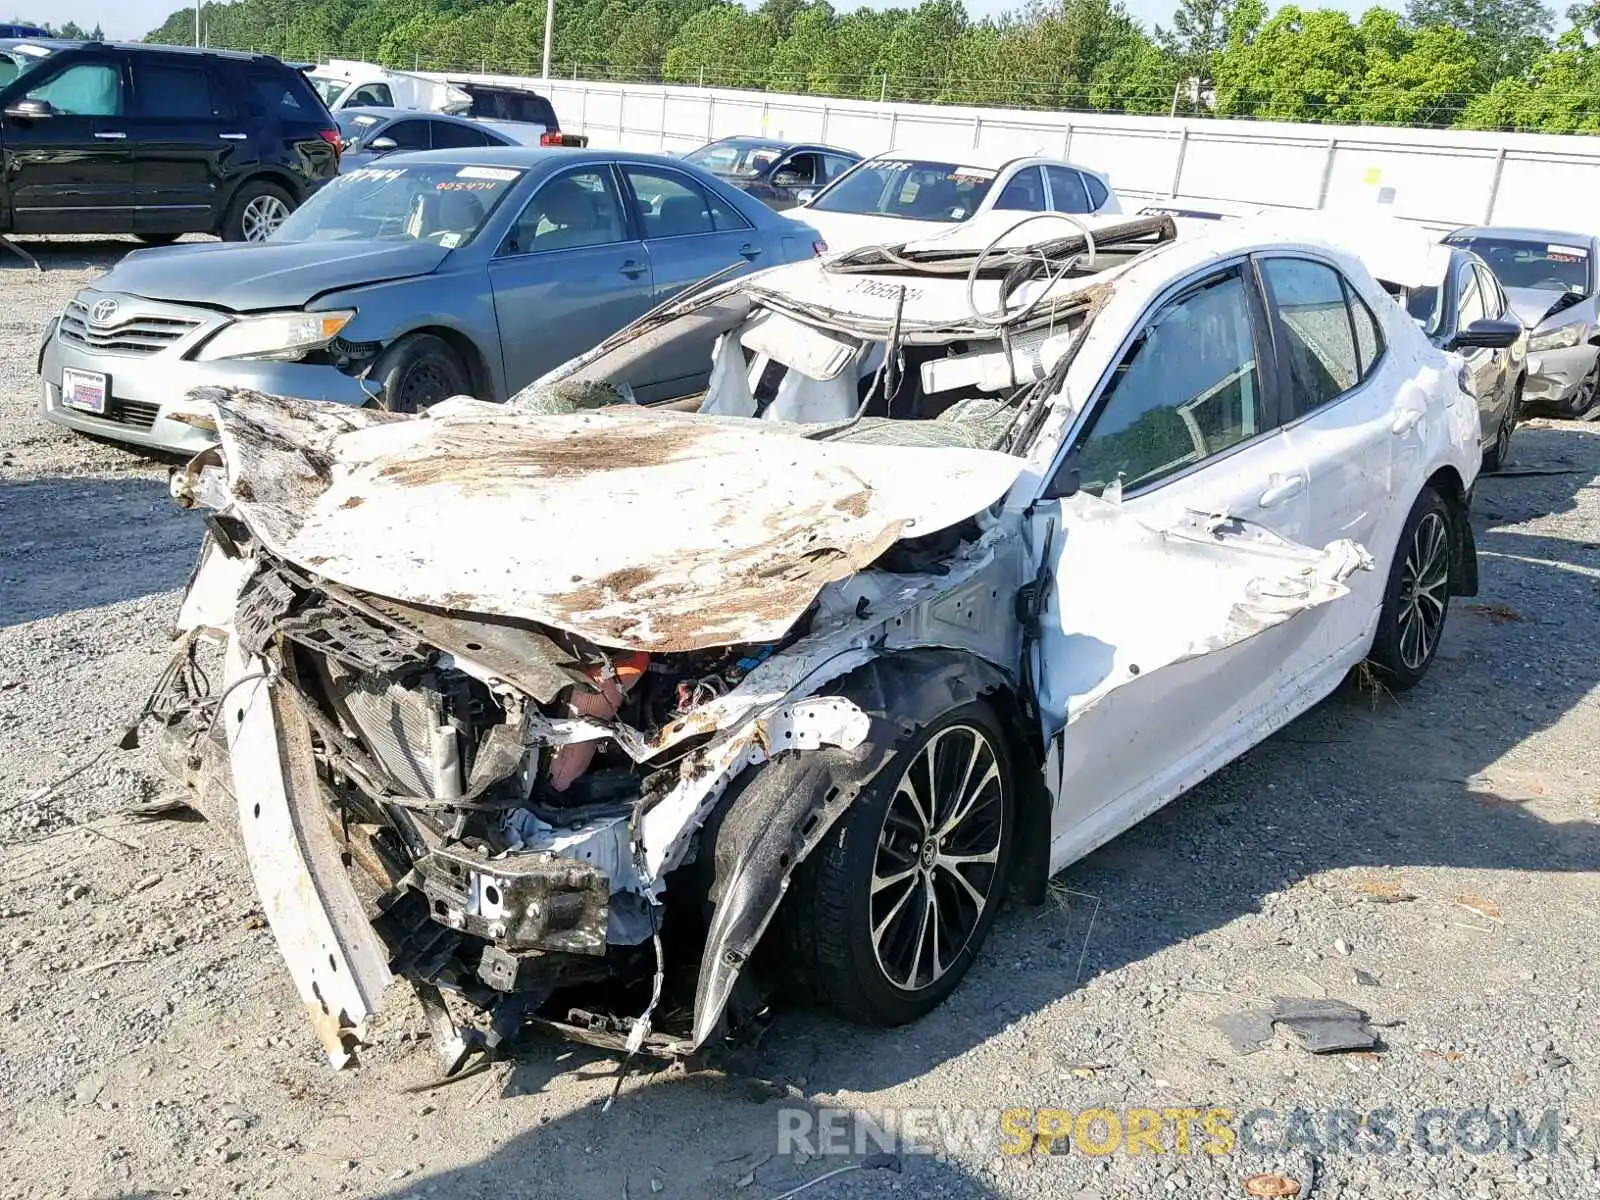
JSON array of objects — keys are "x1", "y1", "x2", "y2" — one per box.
[{"x1": 39, "y1": 0, "x2": 1397, "y2": 46}]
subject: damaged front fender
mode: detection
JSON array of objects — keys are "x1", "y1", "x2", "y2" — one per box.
[{"x1": 686, "y1": 649, "x2": 1021, "y2": 1053}]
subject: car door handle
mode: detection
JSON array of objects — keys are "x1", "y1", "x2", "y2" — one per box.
[
  {"x1": 220, "y1": 132, "x2": 249, "y2": 141},
  {"x1": 738, "y1": 243, "x2": 762, "y2": 260},
  {"x1": 1392, "y1": 405, "x2": 1426, "y2": 434},
  {"x1": 619, "y1": 260, "x2": 647, "y2": 279},
  {"x1": 92, "y1": 131, "x2": 127, "y2": 140},
  {"x1": 1258, "y1": 473, "x2": 1306, "y2": 509}
]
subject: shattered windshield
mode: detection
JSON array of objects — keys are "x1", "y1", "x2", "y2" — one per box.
[
  {"x1": 0, "y1": 44, "x2": 49, "y2": 86},
  {"x1": 1449, "y1": 236, "x2": 1591, "y2": 294},
  {"x1": 271, "y1": 162, "x2": 523, "y2": 247},
  {"x1": 683, "y1": 139, "x2": 787, "y2": 178},
  {"x1": 810, "y1": 158, "x2": 996, "y2": 223}
]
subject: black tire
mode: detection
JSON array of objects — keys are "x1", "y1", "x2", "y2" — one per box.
[
  {"x1": 220, "y1": 179, "x2": 295, "y2": 243},
  {"x1": 133, "y1": 232, "x2": 183, "y2": 247},
  {"x1": 1565, "y1": 362, "x2": 1600, "y2": 417},
  {"x1": 784, "y1": 700, "x2": 1016, "y2": 1026},
  {"x1": 1482, "y1": 381, "x2": 1520, "y2": 473},
  {"x1": 372, "y1": 333, "x2": 472, "y2": 413},
  {"x1": 1368, "y1": 487, "x2": 1454, "y2": 690}
]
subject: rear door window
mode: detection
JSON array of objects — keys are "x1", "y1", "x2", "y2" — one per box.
[
  {"x1": 624, "y1": 167, "x2": 717, "y2": 238},
  {"x1": 1083, "y1": 172, "x2": 1109, "y2": 210},
  {"x1": 133, "y1": 62, "x2": 224, "y2": 119},
  {"x1": 1259, "y1": 257, "x2": 1362, "y2": 418},
  {"x1": 383, "y1": 119, "x2": 432, "y2": 151},
  {"x1": 430, "y1": 120, "x2": 491, "y2": 149},
  {"x1": 1348, "y1": 283, "x2": 1386, "y2": 377},
  {"x1": 1045, "y1": 166, "x2": 1090, "y2": 213}
]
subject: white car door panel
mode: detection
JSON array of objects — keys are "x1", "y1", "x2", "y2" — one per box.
[
  {"x1": 1028, "y1": 496, "x2": 1370, "y2": 864},
  {"x1": 1032, "y1": 260, "x2": 1340, "y2": 846}
]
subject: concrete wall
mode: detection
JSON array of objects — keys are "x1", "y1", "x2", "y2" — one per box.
[{"x1": 438, "y1": 71, "x2": 1600, "y2": 234}]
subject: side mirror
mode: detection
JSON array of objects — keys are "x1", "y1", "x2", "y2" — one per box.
[
  {"x1": 1448, "y1": 317, "x2": 1522, "y2": 351},
  {"x1": 4, "y1": 97, "x2": 53, "y2": 120},
  {"x1": 367, "y1": 136, "x2": 398, "y2": 154},
  {"x1": 795, "y1": 188, "x2": 817, "y2": 205}
]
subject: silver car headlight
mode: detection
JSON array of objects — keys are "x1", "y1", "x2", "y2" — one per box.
[
  {"x1": 1528, "y1": 322, "x2": 1582, "y2": 352},
  {"x1": 196, "y1": 310, "x2": 355, "y2": 362}
]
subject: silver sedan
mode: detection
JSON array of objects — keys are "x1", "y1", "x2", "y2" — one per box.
[
  {"x1": 40, "y1": 147, "x2": 824, "y2": 454},
  {"x1": 1445, "y1": 225, "x2": 1600, "y2": 416}
]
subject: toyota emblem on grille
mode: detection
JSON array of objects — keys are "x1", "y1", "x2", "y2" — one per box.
[{"x1": 89, "y1": 298, "x2": 120, "y2": 327}]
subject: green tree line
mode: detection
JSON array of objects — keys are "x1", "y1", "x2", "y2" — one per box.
[{"x1": 140, "y1": 0, "x2": 1600, "y2": 131}]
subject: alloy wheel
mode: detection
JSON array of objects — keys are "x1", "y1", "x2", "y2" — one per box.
[
  {"x1": 1396, "y1": 511, "x2": 1450, "y2": 670},
  {"x1": 869, "y1": 724, "x2": 1006, "y2": 992},
  {"x1": 1570, "y1": 364, "x2": 1600, "y2": 417},
  {"x1": 241, "y1": 194, "x2": 290, "y2": 242}
]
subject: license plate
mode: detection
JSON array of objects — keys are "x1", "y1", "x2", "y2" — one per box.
[{"x1": 62, "y1": 368, "x2": 108, "y2": 415}]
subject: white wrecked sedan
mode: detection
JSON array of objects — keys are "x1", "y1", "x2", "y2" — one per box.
[{"x1": 156, "y1": 212, "x2": 1483, "y2": 1071}]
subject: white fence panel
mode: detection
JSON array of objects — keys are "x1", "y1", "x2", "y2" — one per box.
[
  {"x1": 455, "y1": 74, "x2": 1600, "y2": 233},
  {"x1": 1180, "y1": 133, "x2": 1328, "y2": 208}
]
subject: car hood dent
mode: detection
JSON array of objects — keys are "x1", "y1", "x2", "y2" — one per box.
[
  {"x1": 205, "y1": 390, "x2": 1025, "y2": 653},
  {"x1": 108, "y1": 240, "x2": 451, "y2": 310},
  {"x1": 1502, "y1": 285, "x2": 1582, "y2": 330}
]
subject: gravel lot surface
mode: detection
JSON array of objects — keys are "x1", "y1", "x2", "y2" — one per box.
[{"x1": 1, "y1": 237, "x2": 1596, "y2": 1200}]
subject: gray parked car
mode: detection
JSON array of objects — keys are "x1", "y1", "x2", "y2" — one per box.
[
  {"x1": 38, "y1": 147, "x2": 824, "y2": 454},
  {"x1": 332, "y1": 107, "x2": 527, "y2": 172},
  {"x1": 1444, "y1": 225, "x2": 1600, "y2": 416}
]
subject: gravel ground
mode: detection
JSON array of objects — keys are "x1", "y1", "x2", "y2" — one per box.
[{"x1": 1, "y1": 238, "x2": 1597, "y2": 1200}]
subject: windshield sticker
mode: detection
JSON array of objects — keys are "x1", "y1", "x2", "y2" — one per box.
[
  {"x1": 457, "y1": 166, "x2": 520, "y2": 182},
  {"x1": 951, "y1": 166, "x2": 997, "y2": 181},
  {"x1": 1548, "y1": 243, "x2": 1589, "y2": 260},
  {"x1": 343, "y1": 167, "x2": 405, "y2": 184},
  {"x1": 438, "y1": 232, "x2": 464, "y2": 249}
]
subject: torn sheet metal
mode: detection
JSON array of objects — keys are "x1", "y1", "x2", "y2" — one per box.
[
  {"x1": 207, "y1": 392, "x2": 1023, "y2": 653},
  {"x1": 221, "y1": 640, "x2": 393, "y2": 1067},
  {"x1": 1037, "y1": 493, "x2": 1372, "y2": 728}
]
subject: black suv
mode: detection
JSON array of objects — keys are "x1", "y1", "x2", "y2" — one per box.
[
  {"x1": 0, "y1": 42, "x2": 339, "y2": 243},
  {"x1": 447, "y1": 80, "x2": 587, "y2": 146}
]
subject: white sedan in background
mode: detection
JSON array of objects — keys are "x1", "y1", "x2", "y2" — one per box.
[{"x1": 796, "y1": 146, "x2": 1121, "y2": 251}]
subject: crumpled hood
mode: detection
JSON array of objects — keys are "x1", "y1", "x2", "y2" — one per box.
[
  {"x1": 1503, "y1": 285, "x2": 1581, "y2": 330},
  {"x1": 105, "y1": 240, "x2": 450, "y2": 311},
  {"x1": 206, "y1": 392, "x2": 1024, "y2": 652}
]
